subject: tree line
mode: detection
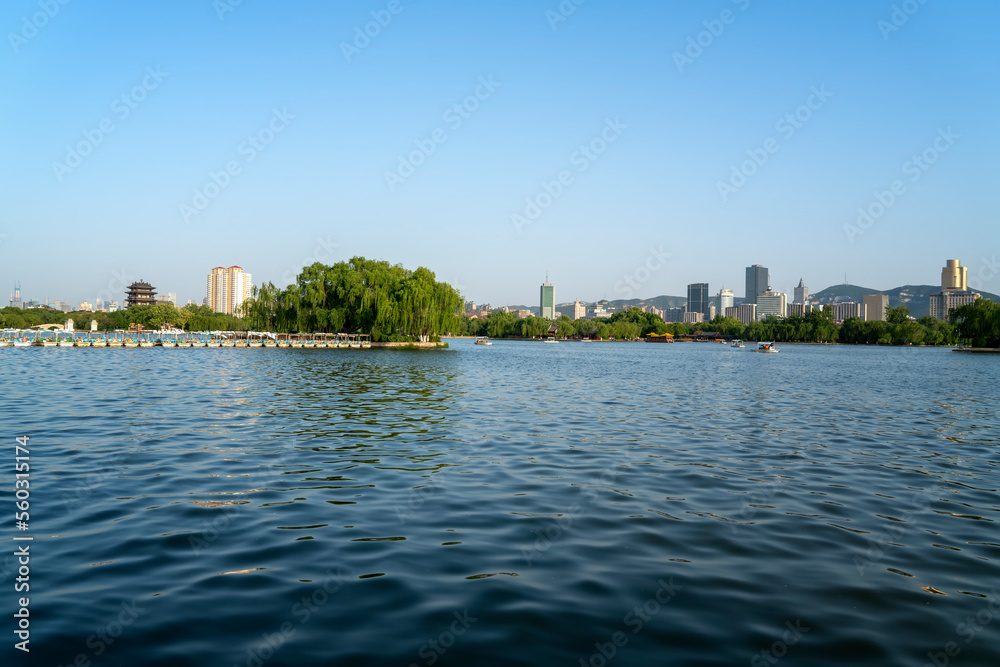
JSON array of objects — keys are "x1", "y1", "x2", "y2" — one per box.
[{"x1": 459, "y1": 303, "x2": 1000, "y2": 347}]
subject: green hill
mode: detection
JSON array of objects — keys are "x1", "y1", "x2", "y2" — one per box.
[{"x1": 811, "y1": 284, "x2": 999, "y2": 319}]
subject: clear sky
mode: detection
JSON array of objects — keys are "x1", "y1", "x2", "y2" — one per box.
[{"x1": 2, "y1": 0, "x2": 998, "y2": 308}]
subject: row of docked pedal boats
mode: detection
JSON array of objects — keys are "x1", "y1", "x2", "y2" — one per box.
[{"x1": 0, "y1": 330, "x2": 372, "y2": 349}]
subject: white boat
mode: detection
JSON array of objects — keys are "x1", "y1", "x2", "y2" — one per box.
[
  {"x1": 544, "y1": 336, "x2": 558, "y2": 344},
  {"x1": 731, "y1": 339, "x2": 746, "y2": 348},
  {"x1": 579, "y1": 338, "x2": 591, "y2": 342},
  {"x1": 474, "y1": 337, "x2": 492, "y2": 346},
  {"x1": 753, "y1": 342, "x2": 779, "y2": 353}
]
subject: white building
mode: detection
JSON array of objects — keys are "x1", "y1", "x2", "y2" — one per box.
[
  {"x1": 207, "y1": 266, "x2": 253, "y2": 315},
  {"x1": 717, "y1": 288, "x2": 734, "y2": 313},
  {"x1": 573, "y1": 300, "x2": 587, "y2": 320},
  {"x1": 756, "y1": 291, "x2": 787, "y2": 320}
]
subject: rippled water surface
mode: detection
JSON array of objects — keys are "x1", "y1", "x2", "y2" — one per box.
[{"x1": 2, "y1": 342, "x2": 999, "y2": 666}]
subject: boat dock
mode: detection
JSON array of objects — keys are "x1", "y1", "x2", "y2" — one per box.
[{"x1": 0, "y1": 330, "x2": 373, "y2": 348}]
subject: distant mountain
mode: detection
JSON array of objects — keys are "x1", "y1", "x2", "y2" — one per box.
[
  {"x1": 810, "y1": 284, "x2": 1000, "y2": 319},
  {"x1": 554, "y1": 295, "x2": 687, "y2": 318}
]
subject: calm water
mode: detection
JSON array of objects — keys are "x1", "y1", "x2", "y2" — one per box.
[{"x1": 2, "y1": 342, "x2": 999, "y2": 666}]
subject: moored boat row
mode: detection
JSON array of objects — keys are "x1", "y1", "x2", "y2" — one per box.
[{"x1": 0, "y1": 330, "x2": 372, "y2": 348}]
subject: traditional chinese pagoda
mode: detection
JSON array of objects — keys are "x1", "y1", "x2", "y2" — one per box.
[{"x1": 125, "y1": 281, "x2": 157, "y2": 308}]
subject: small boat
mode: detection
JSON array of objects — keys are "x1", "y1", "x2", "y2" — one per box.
[
  {"x1": 544, "y1": 336, "x2": 558, "y2": 344},
  {"x1": 731, "y1": 339, "x2": 746, "y2": 348},
  {"x1": 579, "y1": 338, "x2": 591, "y2": 342},
  {"x1": 753, "y1": 342, "x2": 779, "y2": 353},
  {"x1": 474, "y1": 337, "x2": 492, "y2": 346}
]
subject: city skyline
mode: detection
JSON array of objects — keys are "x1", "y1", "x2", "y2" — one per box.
[
  {"x1": 2, "y1": 1, "x2": 998, "y2": 308},
  {"x1": 7, "y1": 253, "x2": 1000, "y2": 314}
]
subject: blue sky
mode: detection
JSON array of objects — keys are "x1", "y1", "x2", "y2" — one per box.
[{"x1": 2, "y1": 0, "x2": 998, "y2": 307}]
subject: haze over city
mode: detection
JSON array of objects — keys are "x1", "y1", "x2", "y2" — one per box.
[{"x1": 2, "y1": 0, "x2": 997, "y2": 307}]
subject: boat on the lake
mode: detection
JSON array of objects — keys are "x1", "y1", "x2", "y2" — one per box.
[
  {"x1": 475, "y1": 337, "x2": 492, "y2": 346},
  {"x1": 753, "y1": 341, "x2": 779, "y2": 353},
  {"x1": 731, "y1": 339, "x2": 746, "y2": 348}
]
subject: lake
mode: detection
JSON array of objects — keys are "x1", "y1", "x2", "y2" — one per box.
[{"x1": 2, "y1": 341, "x2": 998, "y2": 666}]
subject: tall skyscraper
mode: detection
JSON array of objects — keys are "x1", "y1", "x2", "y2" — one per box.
[
  {"x1": 863, "y1": 294, "x2": 889, "y2": 321},
  {"x1": 9, "y1": 282, "x2": 22, "y2": 309},
  {"x1": 208, "y1": 266, "x2": 253, "y2": 315},
  {"x1": 572, "y1": 300, "x2": 586, "y2": 320},
  {"x1": 687, "y1": 283, "x2": 710, "y2": 319},
  {"x1": 793, "y1": 278, "x2": 808, "y2": 304},
  {"x1": 929, "y1": 259, "x2": 979, "y2": 320},
  {"x1": 539, "y1": 277, "x2": 555, "y2": 319},
  {"x1": 745, "y1": 265, "x2": 770, "y2": 305}
]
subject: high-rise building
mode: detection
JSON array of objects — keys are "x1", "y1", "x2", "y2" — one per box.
[
  {"x1": 756, "y1": 291, "x2": 787, "y2": 320},
  {"x1": 539, "y1": 278, "x2": 555, "y2": 319},
  {"x1": 745, "y1": 265, "x2": 770, "y2": 305},
  {"x1": 941, "y1": 259, "x2": 968, "y2": 291},
  {"x1": 787, "y1": 303, "x2": 813, "y2": 318},
  {"x1": 9, "y1": 283, "x2": 22, "y2": 309},
  {"x1": 863, "y1": 294, "x2": 889, "y2": 321},
  {"x1": 572, "y1": 300, "x2": 586, "y2": 320},
  {"x1": 829, "y1": 302, "x2": 865, "y2": 322},
  {"x1": 717, "y1": 288, "x2": 734, "y2": 314},
  {"x1": 686, "y1": 283, "x2": 710, "y2": 319},
  {"x1": 207, "y1": 266, "x2": 253, "y2": 315},
  {"x1": 725, "y1": 304, "x2": 757, "y2": 325},
  {"x1": 125, "y1": 281, "x2": 157, "y2": 308},
  {"x1": 793, "y1": 278, "x2": 808, "y2": 304},
  {"x1": 929, "y1": 259, "x2": 979, "y2": 320}
]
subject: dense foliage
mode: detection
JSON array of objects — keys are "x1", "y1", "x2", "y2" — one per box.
[
  {"x1": 242, "y1": 257, "x2": 462, "y2": 341},
  {"x1": 950, "y1": 299, "x2": 1000, "y2": 347}
]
